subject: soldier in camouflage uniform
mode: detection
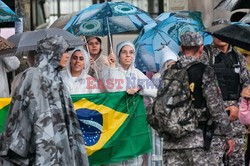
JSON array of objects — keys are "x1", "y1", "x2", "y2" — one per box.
[
  {"x1": 163, "y1": 32, "x2": 234, "y2": 166},
  {"x1": 0, "y1": 36, "x2": 89, "y2": 166},
  {"x1": 202, "y1": 19, "x2": 250, "y2": 166}
]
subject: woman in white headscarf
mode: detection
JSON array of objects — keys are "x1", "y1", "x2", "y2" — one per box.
[
  {"x1": 103, "y1": 41, "x2": 157, "y2": 98},
  {"x1": 101, "y1": 41, "x2": 157, "y2": 166},
  {"x1": 0, "y1": 36, "x2": 89, "y2": 166},
  {"x1": 61, "y1": 47, "x2": 99, "y2": 94}
]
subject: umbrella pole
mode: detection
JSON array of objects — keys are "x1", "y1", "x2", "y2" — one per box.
[
  {"x1": 106, "y1": 17, "x2": 113, "y2": 53},
  {"x1": 84, "y1": 36, "x2": 90, "y2": 54}
]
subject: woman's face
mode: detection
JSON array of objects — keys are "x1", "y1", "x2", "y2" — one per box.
[
  {"x1": 87, "y1": 38, "x2": 101, "y2": 58},
  {"x1": 70, "y1": 50, "x2": 85, "y2": 73},
  {"x1": 59, "y1": 51, "x2": 70, "y2": 68},
  {"x1": 119, "y1": 45, "x2": 134, "y2": 69}
]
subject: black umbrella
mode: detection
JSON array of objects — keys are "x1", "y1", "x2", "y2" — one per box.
[
  {"x1": 215, "y1": 0, "x2": 250, "y2": 11},
  {"x1": 206, "y1": 23, "x2": 250, "y2": 51}
]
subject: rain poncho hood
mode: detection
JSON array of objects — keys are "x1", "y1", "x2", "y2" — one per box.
[
  {"x1": 0, "y1": 36, "x2": 89, "y2": 166},
  {"x1": 35, "y1": 35, "x2": 69, "y2": 74},
  {"x1": 66, "y1": 47, "x2": 90, "y2": 82},
  {"x1": 115, "y1": 41, "x2": 136, "y2": 74},
  {"x1": 61, "y1": 47, "x2": 99, "y2": 94}
]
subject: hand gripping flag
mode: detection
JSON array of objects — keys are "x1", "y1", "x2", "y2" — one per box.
[{"x1": 0, "y1": 92, "x2": 152, "y2": 165}]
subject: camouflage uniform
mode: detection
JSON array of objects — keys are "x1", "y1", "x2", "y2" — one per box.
[
  {"x1": 0, "y1": 36, "x2": 89, "y2": 166},
  {"x1": 201, "y1": 19, "x2": 250, "y2": 166},
  {"x1": 202, "y1": 44, "x2": 249, "y2": 166},
  {"x1": 163, "y1": 32, "x2": 233, "y2": 166}
]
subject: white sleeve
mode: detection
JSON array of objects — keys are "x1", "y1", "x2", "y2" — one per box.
[
  {"x1": 135, "y1": 69, "x2": 157, "y2": 98},
  {"x1": 101, "y1": 67, "x2": 126, "y2": 92},
  {"x1": 1, "y1": 56, "x2": 20, "y2": 72}
]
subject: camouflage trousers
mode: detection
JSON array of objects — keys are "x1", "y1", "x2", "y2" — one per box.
[
  {"x1": 163, "y1": 148, "x2": 208, "y2": 166},
  {"x1": 206, "y1": 135, "x2": 245, "y2": 166}
]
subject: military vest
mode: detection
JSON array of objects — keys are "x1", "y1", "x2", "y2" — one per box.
[{"x1": 212, "y1": 50, "x2": 241, "y2": 101}]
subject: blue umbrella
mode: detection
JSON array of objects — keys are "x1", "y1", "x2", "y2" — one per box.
[
  {"x1": 64, "y1": 1, "x2": 154, "y2": 50},
  {"x1": 64, "y1": 1, "x2": 153, "y2": 36},
  {"x1": 0, "y1": 0, "x2": 20, "y2": 23},
  {"x1": 134, "y1": 11, "x2": 212, "y2": 72},
  {"x1": 157, "y1": 11, "x2": 213, "y2": 48},
  {"x1": 134, "y1": 24, "x2": 179, "y2": 72}
]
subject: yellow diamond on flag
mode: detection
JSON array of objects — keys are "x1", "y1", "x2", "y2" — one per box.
[
  {"x1": 73, "y1": 98, "x2": 129, "y2": 156},
  {"x1": 0, "y1": 98, "x2": 11, "y2": 109}
]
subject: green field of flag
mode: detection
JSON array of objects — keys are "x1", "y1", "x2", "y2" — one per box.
[{"x1": 0, "y1": 92, "x2": 152, "y2": 165}]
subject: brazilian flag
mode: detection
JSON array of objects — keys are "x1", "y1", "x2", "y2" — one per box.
[
  {"x1": 0, "y1": 98, "x2": 10, "y2": 133},
  {"x1": 0, "y1": 92, "x2": 152, "y2": 165}
]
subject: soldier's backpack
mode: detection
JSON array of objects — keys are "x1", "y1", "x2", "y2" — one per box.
[{"x1": 147, "y1": 61, "x2": 206, "y2": 140}]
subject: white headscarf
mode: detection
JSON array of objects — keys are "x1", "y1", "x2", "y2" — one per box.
[
  {"x1": 66, "y1": 47, "x2": 90, "y2": 80},
  {"x1": 115, "y1": 41, "x2": 136, "y2": 74}
]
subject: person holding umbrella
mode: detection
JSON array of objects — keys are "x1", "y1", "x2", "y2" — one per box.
[
  {"x1": 0, "y1": 35, "x2": 89, "y2": 166},
  {"x1": 86, "y1": 36, "x2": 103, "y2": 77},
  {"x1": 99, "y1": 41, "x2": 157, "y2": 165},
  {"x1": 202, "y1": 19, "x2": 250, "y2": 166},
  {"x1": 103, "y1": 41, "x2": 157, "y2": 97},
  {"x1": 86, "y1": 36, "x2": 114, "y2": 81}
]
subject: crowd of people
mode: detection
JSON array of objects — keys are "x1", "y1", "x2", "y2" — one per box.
[{"x1": 0, "y1": 17, "x2": 249, "y2": 166}]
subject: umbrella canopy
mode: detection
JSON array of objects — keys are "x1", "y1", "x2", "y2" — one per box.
[
  {"x1": 0, "y1": 0, "x2": 20, "y2": 23},
  {"x1": 64, "y1": 1, "x2": 154, "y2": 36},
  {"x1": 206, "y1": 23, "x2": 250, "y2": 51},
  {"x1": 134, "y1": 25, "x2": 179, "y2": 72},
  {"x1": 240, "y1": 12, "x2": 250, "y2": 23},
  {"x1": 8, "y1": 28, "x2": 84, "y2": 53},
  {"x1": 134, "y1": 11, "x2": 212, "y2": 72},
  {"x1": 0, "y1": 36, "x2": 16, "y2": 55},
  {"x1": 50, "y1": 12, "x2": 77, "y2": 29},
  {"x1": 215, "y1": 0, "x2": 250, "y2": 11},
  {"x1": 157, "y1": 11, "x2": 212, "y2": 48}
]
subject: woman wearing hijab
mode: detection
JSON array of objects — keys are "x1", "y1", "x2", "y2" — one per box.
[
  {"x1": 101, "y1": 41, "x2": 157, "y2": 166},
  {"x1": 103, "y1": 41, "x2": 157, "y2": 97},
  {"x1": 0, "y1": 36, "x2": 89, "y2": 166},
  {"x1": 61, "y1": 47, "x2": 99, "y2": 94}
]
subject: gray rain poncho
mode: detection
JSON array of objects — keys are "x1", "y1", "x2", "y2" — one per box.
[{"x1": 0, "y1": 36, "x2": 89, "y2": 166}]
